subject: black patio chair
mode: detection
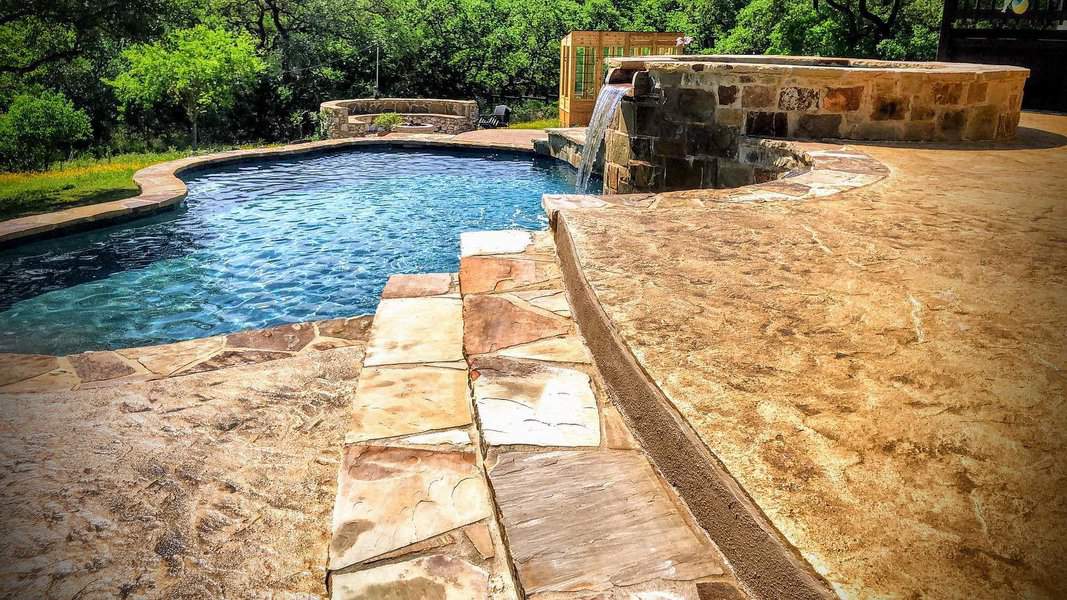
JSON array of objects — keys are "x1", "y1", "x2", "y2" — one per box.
[{"x1": 477, "y1": 105, "x2": 511, "y2": 129}]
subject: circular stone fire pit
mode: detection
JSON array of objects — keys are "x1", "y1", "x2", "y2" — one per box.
[{"x1": 395, "y1": 123, "x2": 437, "y2": 134}]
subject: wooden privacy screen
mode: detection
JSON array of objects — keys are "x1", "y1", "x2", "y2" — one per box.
[{"x1": 559, "y1": 31, "x2": 683, "y2": 127}]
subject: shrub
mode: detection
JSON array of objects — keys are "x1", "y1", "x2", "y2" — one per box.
[
  {"x1": 510, "y1": 99, "x2": 558, "y2": 123},
  {"x1": 373, "y1": 112, "x2": 404, "y2": 132},
  {"x1": 0, "y1": 92, "x2": 92, "y2": 171}
]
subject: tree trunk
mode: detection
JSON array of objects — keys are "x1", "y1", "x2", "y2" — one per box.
[{"x1": 192, "y1": 116, "x2": 198, "y2": 150}]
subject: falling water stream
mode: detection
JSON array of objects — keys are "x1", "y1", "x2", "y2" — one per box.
[{"x1": 576, "y1": 83, "x2": 629, "y2": 192}]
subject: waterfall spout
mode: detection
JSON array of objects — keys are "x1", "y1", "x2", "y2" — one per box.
[{"x1": 576, "y1": 83, "x2": 629, "y2": 192}]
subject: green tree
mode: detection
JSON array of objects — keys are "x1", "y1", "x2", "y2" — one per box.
[
  {"x1": 107, "y1": 25, "x2": 264, "y2": 148},
  {"x1": 0, "y1": 90, "x2": 91, "y2": 171},
  {"x1": 714, "y1": 0, "x2": 938, "y2": 59}
]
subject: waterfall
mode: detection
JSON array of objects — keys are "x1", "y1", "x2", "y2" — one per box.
[{"x1": 576, "y1": 83, "x2": 628, "y2": 192}]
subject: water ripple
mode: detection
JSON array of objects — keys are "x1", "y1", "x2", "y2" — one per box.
[{"x1": 0, "y1": 147, "x2": 578, "y2": 354}]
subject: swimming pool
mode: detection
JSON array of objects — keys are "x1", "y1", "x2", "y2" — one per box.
[{"x1": 0, "y1": 147, "x2": 578, "y2": 355}]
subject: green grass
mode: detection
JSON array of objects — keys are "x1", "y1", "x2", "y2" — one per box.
[
  {"x1": 509, "y1": 118, "x2": 560, "y2": 130},
  {"x1": 0, "y1": 151, "x2": 196, "y2": 220},
  {"x1": 0, "y1": 142, "x2": 287, "y2": 221}
]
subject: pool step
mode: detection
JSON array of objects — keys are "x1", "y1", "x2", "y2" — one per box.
[
  {"x1": 326, "y1": 272, "x2": 519, "y2": 600},
  {"x1": 459, "y1": 230, "x2": 747, "y2": 598}
]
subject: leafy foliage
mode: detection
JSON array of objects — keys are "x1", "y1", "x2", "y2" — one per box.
[
  {"x1": 0, "y1": 0, "x2": 942, "y2": 171},
  {"x1": 107, "y1": 25, "x2": 265, "y2": 147},
  {"x1": 714, "y1": 0, "x2": 940, "y2": 60},
  {"x1": 373, "y1": 112, "x2": 404, "y2": 131},
  {"x1": 0, "y1": 91, "x2": 91, "y2": 170}
]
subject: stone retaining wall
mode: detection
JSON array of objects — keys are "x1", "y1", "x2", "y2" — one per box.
[
  {"x1": 320, "y1": 98, "x2": 479, "y2": 138},
  {"x1": 601, "y1": 55, "x2": 1028, "y2": 193}
]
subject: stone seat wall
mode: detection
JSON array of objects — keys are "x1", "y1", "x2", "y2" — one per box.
[{"x1": 320, "y1": 98, "x2": 479, "y2": 138}]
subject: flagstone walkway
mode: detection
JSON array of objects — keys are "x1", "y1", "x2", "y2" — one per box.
[{"x1": 326, "y1": 231, "x2": 745, "y2": 599}]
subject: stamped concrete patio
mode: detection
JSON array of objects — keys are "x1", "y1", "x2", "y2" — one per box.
[
  {"x1": 551, "y1": 111, "x2": 1067, "y2": 599},
  {"x1": 0, "y1": 113, "x2": 1065, "y2": 599}
]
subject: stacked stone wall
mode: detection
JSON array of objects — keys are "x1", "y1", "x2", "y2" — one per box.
[
  {"x1": 320, "y1": 98, "x2": 479, "y2": 138},
  {"x1": 602, "y1": 58, "x2": 1027, "y2": 193}
]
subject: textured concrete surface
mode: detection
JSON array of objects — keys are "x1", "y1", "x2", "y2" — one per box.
[
  {"x1": 0, "y1": 345, "x2": 369, "y2": 598},
  {"x1": 559, "y1": 112, "x2": 1067, "y2": 599}
]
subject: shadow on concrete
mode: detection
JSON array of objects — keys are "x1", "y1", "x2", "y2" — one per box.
[{"x1": 838, "y1": 125, "x2": 1067, "y2": 152}]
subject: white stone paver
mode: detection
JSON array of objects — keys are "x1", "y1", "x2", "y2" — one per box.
[
  {"x1": 474, "y1": 363, "x2": 600, "y2": 447},
  {"x1": 460, "y1": 230, "x2": 532, "y2": 257}
]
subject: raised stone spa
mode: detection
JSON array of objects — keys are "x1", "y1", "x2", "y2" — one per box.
[{"x1": 563, "y1": 55, "x2": 1029, "y2": 193}]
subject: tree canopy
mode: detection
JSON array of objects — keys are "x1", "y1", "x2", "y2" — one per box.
[
  {"x1": 0, "y1": 0, "x2": 942, "y2": 169},
  {"x1": 108, "y1": 25, "x2": 264, "y2": 148}
]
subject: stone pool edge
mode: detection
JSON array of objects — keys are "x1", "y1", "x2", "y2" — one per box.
[{"x1": 0, "y1": 133, "x2": 539, "y2": 247}]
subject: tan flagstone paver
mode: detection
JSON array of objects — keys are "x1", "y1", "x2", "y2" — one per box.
[
  {"x1": 316, "y1": 316, "x2": 374, "y2": 340},
  {"x1": 381, "y1": 272, "x2": 454, "y2": 298},
  {"x1": 363, "y1": 297, "x2": 464, "y2": 366},
  {"x1": 472, "y1": 357, "x2": 600, "y2": 447},
  {"x1": 495, "y1": 335, "x2": 592, "y2": 363},
  {"x1": 344, "y1": 365, "x2": 471, "y2": 444},
  {"x1": 513, "y1": 289, "x2": 572, "y2": 317},
  {"x1": 459, "y1": 229, "x2": 746, "y2": 599},
  {"x1": 459, "y1": 256, "x2": 561, "y2": 294},
  {"x1": 601, "y1": 404, "x2": 640, "y2": 450},
  {"x1": 331, "y1": 554, "x2": 489, "y2": 600},
  {"x1": 464, "y1": 522, "x2": 495, "y2": 560},
  {"x1": 179, "y1": 349, "x2": 293, "y2": 374},
  {"x1": 460, "y1": 230, "x2": 533, "y2": 257},
  {"x1": 328, "y1": 445, "x2": 493, "y2": 570},
  {"x1": 0, "y1": 354, "x2": 59, "y2": 386},
  {"x1": 225, "y1": 321, "x2": 316, "y2": 352},
  {"x1": 116, "y1": 336, "x2": 225, "y2": 375},
  {"x1": 372, "y1": 428, "x2": 473, "y2": 448},
  {"x1": 489, "y1": 449, "x2": 726, "y2": 595},
  {"x1": 67, "y1": 351, "x2": 139, "y2": 382},
  {"x1": 463, "y1": 295, "x2": 572, "y2": 355},
  {"x1": 0, "y1": 363, "x2": 79, "y2": 393},
  {"x1": 326, "y1": 272, "x2": 518, "y2": 600}
]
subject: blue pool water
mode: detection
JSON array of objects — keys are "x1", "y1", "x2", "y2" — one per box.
[{"x1": 0, "y1": 147, "x2": 578, "y2": 355}]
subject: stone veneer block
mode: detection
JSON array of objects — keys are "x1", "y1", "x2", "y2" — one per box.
[
  {"x1": 472, "y1": 358, "x2": 600, "y2": 447},
  {"x1": 742, "y1": 85, "x2": 776, "y2": 109},
  {"x1": 745, "y1": 111, "x2": 787, "y2": 137},
  {"x1": 822, "y1": 86, "x2": 863, "y2": 112},
  {"x1": 778, "y1": 87, "x2": 819, "y2": 111},
  {"x1": 330, "y1": 554, "x2": 489, "y2": 600},
  {"x1": 329, "y1": 445, "x2": 492, "y2": 569},
  {"x1": 460, "y1": 230, "x2": 532, "y2": 257},
  {"x1": 489, "y1": 450, "x2": 724, "y2": 594},
  {"x1": 381, "y1": 273, "x2": 453, "y2": 298},
  {"x1": 346, "y1": 365, "x2": 471, "y2": 444},
  {"x1": 363, "y1": 297, "x2": 463, "y2": 366}
]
